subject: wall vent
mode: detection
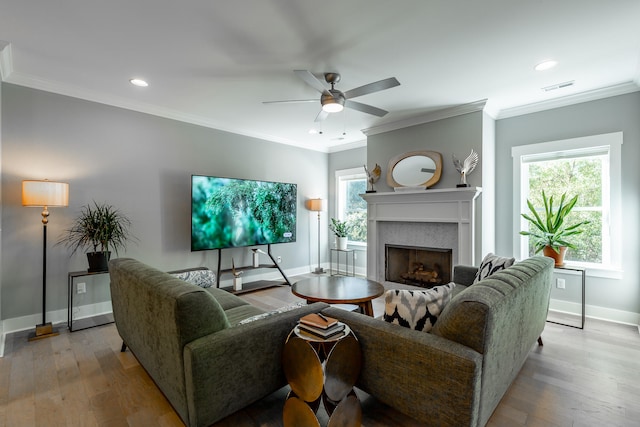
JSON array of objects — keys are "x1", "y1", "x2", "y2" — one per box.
[{"x1": 542, "y1": 80, "x2": 575, "y2": 92}]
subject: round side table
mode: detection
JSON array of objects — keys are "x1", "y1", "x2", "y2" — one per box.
[{"x1": 282, "y1": 323, "x2": 362, "y2": 427}]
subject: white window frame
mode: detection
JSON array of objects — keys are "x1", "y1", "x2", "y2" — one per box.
[
  {"x1": 335, "y1": 167, "x2": 367, "y2": 246},
  {"x1": 512, "y1": 132, "x2": 622, "y2": 277}
]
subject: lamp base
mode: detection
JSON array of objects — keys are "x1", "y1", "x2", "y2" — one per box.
[
  {"x1": 28, "y1": 322, "x2": 59, "y2": 341},
  {"x1": 313, "y1": 267, "x2": 325, "y2": 274}
]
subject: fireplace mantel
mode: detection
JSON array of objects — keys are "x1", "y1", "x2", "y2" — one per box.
[{"x1": 361, "y1": 187, "x2": 482, "y2": 282}]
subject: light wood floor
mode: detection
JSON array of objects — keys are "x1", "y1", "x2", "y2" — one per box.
[{"x1": 1, "y1": 281, "x2": 639, "y2": 427}]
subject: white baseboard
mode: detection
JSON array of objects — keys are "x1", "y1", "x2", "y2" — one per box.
[
  {"x1": 0, "y1": 301, "x2": 113, "y2": 344},
  {"x1": 72, "y1": 301, "x2": 113, "y2": 323},
  {"x1": 306, "y1": 263, "x2": 367, "y2": 277},
  {"x1": 549, "y1": 298, "x2": 640, "y2": 326}
]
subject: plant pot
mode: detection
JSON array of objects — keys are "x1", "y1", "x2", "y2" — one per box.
[
  {"x1": 87, "y1": 251, "x2": 111, "y2": 272},
  {"x1": 543, "y1": 246, "x2": 567, "y2": 267},
  {"x1": 336, "y1": 237, "x2": 348, "y2": 251}
]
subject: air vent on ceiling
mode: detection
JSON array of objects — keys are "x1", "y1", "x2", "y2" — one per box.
[{"x1": 542, "y1": 80, "x2": 575, "y2": 92}]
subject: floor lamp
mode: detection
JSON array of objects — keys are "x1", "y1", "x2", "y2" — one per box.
[
  {"x1": 22, "y1": 179, "x2": 69, "y2": 341},
  {"x1": 306, "y1": 198, "x2": 324, "y2": 274}
]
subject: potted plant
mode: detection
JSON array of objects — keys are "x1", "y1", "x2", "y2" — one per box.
[
  {"x1": 519, "y1": 191, "x2": 589, "y2": 266},
  {"x1": 58, "y1": 201, "x2": 134, "y2": 272},
  {"x1": 329, "y1": 218, "x2": 350, "y2": 251}
]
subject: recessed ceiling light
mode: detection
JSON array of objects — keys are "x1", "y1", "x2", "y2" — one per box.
[
  {"x1": 129, "y1": 78, "x2": 148, "y2": 87},
  {"x1": 534, "y1": 60, "x2": 558, "y2": 71}
]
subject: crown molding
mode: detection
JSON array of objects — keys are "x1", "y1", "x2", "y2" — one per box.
[
  {"x1": 3, "y1": 70, "x2": 332, "y2": 153},
  {"x1": 0, "y1": 42, "x2": 13, "y2": 81},
  {"x1": 327, "y1": 139, "x2": 366, "y2": 153},
  {"x1": 496, "y1": 82, "x2": 640, "y2": 119},
  {"x1": 362, "y1": 99, "x2": 488, "y2": 137}
]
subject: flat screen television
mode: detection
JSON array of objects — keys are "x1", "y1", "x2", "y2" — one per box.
[{"x1": 191, "y1": 175, "x2": 297, "y2": 251}]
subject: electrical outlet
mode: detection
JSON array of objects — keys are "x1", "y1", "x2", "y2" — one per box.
[
  {"x1": 556, "y1": 278, "x2": 565, "y2": 289},
  {"x1": 277, "y1": 256, "x2": 282, "y2": 263},
  {"x1": 77, "y1": 282, "x2": 86, "y2": 294}
]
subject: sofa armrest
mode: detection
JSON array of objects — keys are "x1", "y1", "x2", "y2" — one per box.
[
  {"x1": 453, "y1": 265, "x2": 478, "y2": 286},
  {"x1": 322, "y1": 307, "x2": 482, "y2": 427},
  {"x1": 182, "y1": 302, "x2": 328, "y2": 427}
]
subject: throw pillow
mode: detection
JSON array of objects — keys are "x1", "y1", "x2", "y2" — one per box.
[
  {"x1": 238, "y1": 302, "x2": 306, "y2": 325},
  {"x1": 472, "y1": 253, "x2": 515, "y2": 284},
  {"x1": 171, "y1": 269, "x2": 217, "y2": 288},
  {"x1": 383, "y1": 283, "x2": 456, "y2": 332}
]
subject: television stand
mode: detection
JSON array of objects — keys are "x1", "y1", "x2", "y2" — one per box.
[{"x1": 216, "y1": 244, "x2": 291, "y2": 294}]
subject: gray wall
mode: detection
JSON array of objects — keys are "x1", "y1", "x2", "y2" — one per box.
[
  {"x1": 1, "y1": 83, "x2": 328, "y2": 321},
  {"x1": 367, "y1": 112, "x2": 485, "y2": 192},
  {"x1": 496, "y1": 92, "x2": 640, "y2": 317},
  {"x1": 328, "y1": 145, "x2": 367, "y2": 273},
  {"x1": 2, "y1": 81, "x2": 637, "y2": 325},
  {"x1": 0, "y1": 82, "x2": 3, "y2": 326}
]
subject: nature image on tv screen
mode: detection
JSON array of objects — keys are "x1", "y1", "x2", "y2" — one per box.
[{"x1": 191, "y1": 175, "x2": 297, "y2": 250}]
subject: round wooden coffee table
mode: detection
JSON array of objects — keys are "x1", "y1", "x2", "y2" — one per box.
[{"x1": 292, "y1": 276, "x2": 385, "y2": 317}]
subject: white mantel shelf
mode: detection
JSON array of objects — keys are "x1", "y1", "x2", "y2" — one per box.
[
  {"x1": 362, "y1": 187, "x2": 482, "y2": 282},
  {"x1": 361, "y1": 187, "x2": 482, "y2": 203}
]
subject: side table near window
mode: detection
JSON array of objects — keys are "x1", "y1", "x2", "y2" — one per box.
[
  {"x1": 547, "y1": 265, "x2": 586, "y2": 329},
  {"x1": 68, "y1": 270, "x2": 114, "y2": 332},
  {"x1": 330, "y1": 248, "x2": 355, "y2": 276}
]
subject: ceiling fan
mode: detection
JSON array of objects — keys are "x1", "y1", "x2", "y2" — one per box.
[{"x1": 264, "y1": 70, "x2": 400, "y2": 122}]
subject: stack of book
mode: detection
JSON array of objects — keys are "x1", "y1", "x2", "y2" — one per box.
[{"x1": 297, "y1": 313, "x2": 345, "y2": 339}]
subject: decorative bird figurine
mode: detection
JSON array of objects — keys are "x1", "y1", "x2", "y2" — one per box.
[
  {"x1": 364, "y1": 163, "x2": 381, "y2": 193},
  {"x1": 452, "y1": 149, "x2": 479, "y2": 187}
]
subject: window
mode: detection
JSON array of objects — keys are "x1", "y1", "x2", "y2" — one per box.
[
  {"x1": 335, "y1": 167, "x2": 367, "y2": 244},
  {"x1": 512, "y1": 132, "x2": 622, "y2": 271}
]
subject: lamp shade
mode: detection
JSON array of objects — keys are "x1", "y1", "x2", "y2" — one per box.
[
  {"x1": 305, "y1": 198, "x2": 324, "y2": 212},
  {"x1": 22, "y1": 180, "x2": 69, "y2": 207}
]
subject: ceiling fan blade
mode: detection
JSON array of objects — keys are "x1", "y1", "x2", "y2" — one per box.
[
  {"x1": 345, "y1": 100, "x2": 388, "y2": 117},
  {"x1": 294, "y1": 70, "x2": 332, "y2": 97},
  {"x1": 314, "y1": 110, "x2": 329, "y2": 122},
  {"x1": 343, "y1": 77, "x2": 400, "y2": 99},
  {"x1": 262, "y1": 99, "x2": 317, "y2": 105}
]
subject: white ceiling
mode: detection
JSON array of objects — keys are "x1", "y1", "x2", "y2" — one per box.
[{"x1": 1, "y1": 0, "x2": 639, "y2": 152}]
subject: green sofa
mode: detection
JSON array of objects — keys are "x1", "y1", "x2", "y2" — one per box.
[
  {"x1": 108, "y1": 258, "x2": 328, "y2": 427},
  {"x1": 322, "y1": 256, "x2": 554, "y2": 427}
]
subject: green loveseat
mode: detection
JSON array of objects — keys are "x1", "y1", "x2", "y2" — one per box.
[
  {"x1": 321, "y1": 256, "x2": 554, "y2": 427},
  {"x1": 109, "y1": 258, "x2": 328, "y2": 427}
]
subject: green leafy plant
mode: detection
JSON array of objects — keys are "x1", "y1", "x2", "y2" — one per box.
[
  {"x1": 329, "y1": 218, "x2": 350, "y2": 238},
  {"x1": 519, "y1": 191, "x2": 589, "y2": 253},
  {"x1": 58, "y1": 201, "x2": 134, "y2": 254}
]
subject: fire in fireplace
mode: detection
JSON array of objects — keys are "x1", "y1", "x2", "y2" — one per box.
[{"x1": 385, "y1": 244, "x2": 453, "y2": 288}]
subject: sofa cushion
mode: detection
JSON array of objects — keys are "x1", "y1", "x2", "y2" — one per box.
[
  {"x1": 169, "y1": 268, "x2": 216, "y2": 288},
  {"x1": 383, "y1": 283, "x2": 456, "y2": 332},
  {"x1": 224, "y1": 305, "x2": 268, "y2": 326},
  {"x1": 206, "y1": 287, "x2": 251, "y2": 311},
  {"x1": 238, "y1": 302, "x2": 306, "y2": 325},
  {"x1": 473, "y1": 253, "x2": 515, "y2": 284}
]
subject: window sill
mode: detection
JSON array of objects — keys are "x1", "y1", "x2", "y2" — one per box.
[{"x1": 554, "y1": 263, "x2": 623, "y2": 280}]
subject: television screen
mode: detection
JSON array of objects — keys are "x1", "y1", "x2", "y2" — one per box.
[{"x1": 191, "y1": 175, "x2": 297, "y2": 251}]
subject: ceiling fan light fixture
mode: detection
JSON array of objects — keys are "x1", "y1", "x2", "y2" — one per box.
[
  {"x1": 321, "y1": 91, "x2": 345, "y2": 113},
  {"x1": 322, "y1": 102, "x2": 344, "y2": 113}
]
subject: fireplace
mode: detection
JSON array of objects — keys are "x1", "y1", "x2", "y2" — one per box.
[
  {"x1": 385, "y1": 244, "x2": 452, "y2": 287},
  {"x1": 362, "y1": 188, "x2": 482, "y2": 284}
]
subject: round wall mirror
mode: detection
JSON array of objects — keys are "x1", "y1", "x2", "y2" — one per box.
[{"x1": 387, "y1": 150, "x2": 443, "y2": 188}]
